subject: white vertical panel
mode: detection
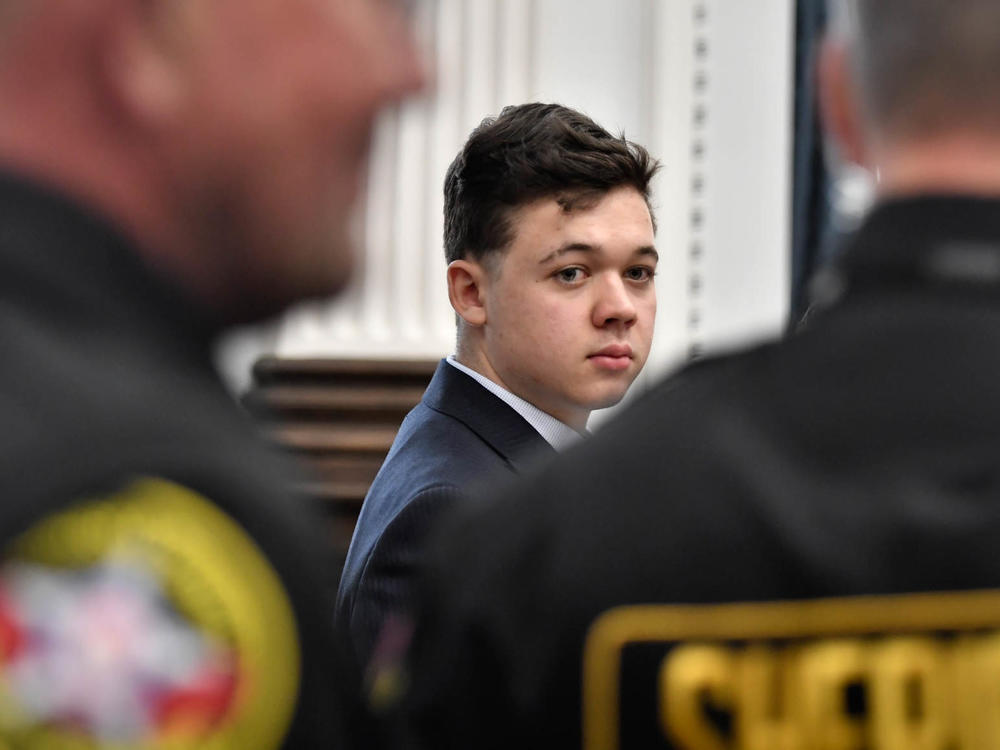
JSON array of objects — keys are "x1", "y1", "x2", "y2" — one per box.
[
  {"x1": 388, "y1": 3, "x2": 437, "y2": 345},
  {"x1": 641, "y1": 0, "x2": 697, "y2": 379},
  {"x1": 391, "y1": 103, "x2": 431, "y2": 343},
  {"x1": 463, "y1": 0, "x2": 498, "y2": 132},
  {"x1": 699, "y1": 0, "x2": 794, "y2": 351},
  {"x1": 359, "y1": 112, "x2": 398, "y2": 344},
  {"x1": 496, "y1": 0, "x2": 534, "y2": 108},
  {"x1": 426, "y1": 0, "x2": 468, "y2": 345},
  {"x1": 686, "y1": 0, "x2": 710, "y2": 361},
  {"x1": 532, "y1": 0, "x2": 646, "y2": 134}
]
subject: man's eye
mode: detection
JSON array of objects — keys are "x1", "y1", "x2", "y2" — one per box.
[
  {"x1": 625, "y1": 267, "x2": 655, "y2": 282},
  {"x1": 556, "y1": 268, "x2": 585, "y2": 283}
]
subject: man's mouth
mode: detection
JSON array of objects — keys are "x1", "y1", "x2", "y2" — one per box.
[{"x1": 587, "y1": 345, "x2": 633, "y2": 372}]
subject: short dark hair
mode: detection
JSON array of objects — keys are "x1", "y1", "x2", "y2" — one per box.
[
  {"x1": 443, "y1": 102, "x2": 659, "y2": 266},
  {"x1": 835, "y1": 0, "x2": 1000, "y2": 140}
]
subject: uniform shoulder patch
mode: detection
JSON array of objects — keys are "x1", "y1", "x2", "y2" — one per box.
[
  {"x1": 584, "y1": 591, "x2": 1000, "y2": 750},
  {"x1": 0, "y1": 477, "x2": 300, "y2": 749}
]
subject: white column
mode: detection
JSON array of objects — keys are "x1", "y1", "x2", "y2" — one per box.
[{"x1": 696, "y1": 0, "x2": 794, "y2": 354}]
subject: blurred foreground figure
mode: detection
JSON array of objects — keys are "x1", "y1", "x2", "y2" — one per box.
[
  {"x1": 0, "y1": 0, "x2": 422, "y2": 747},
  {"x1": 396, "y1": 1, "x2": 1000, "y2": 747}
]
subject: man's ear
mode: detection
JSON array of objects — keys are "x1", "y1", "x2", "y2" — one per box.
[
  {"x1": 98, "y1": 0, "x2": 191, "y2": 127},
  {"x1": 817, "y1": 37, "x2": 869, "y2": 167},
  {"x1": 447, "y1": 259, "x2": 489, "y2": 326}
]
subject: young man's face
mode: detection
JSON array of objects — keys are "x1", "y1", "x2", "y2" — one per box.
[{"x1": 475, "y1": 186, "x2": 657, "y2": 430}]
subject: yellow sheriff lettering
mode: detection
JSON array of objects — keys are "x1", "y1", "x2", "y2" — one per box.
[
  {"x1": 660, "y1": 633, "x2": 1000, "y2": 750},
  {"x1": 583, "y1": 594, "x2": 1000, "y2": 750}
]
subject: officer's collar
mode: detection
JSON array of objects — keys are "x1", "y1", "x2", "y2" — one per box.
[
  {"x1": 0, "y1": 170, "x2": 224, "y2": 358},
  {"x1": 809, "y1": 194, "x2": 1000, "y2": 311}
]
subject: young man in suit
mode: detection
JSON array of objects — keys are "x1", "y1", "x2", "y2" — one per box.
[{"x1": 336, "y1": 103, "x2": 660, "y2": 666}]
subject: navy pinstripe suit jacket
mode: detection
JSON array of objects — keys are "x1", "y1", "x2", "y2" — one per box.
[{"x1": 335, "y1": 360, "x2": 554, "y2": 666}]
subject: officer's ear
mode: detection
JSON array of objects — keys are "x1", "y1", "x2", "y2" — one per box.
[
  {"x1": 100, "y1": 0, "x2": 197, "y2": 127},
  {"x1": 447, "y1": 258, "x2": 489, "y2": 327},
  {"x1": 817, "y1": 36, "x2": 869, "y2": 167}
]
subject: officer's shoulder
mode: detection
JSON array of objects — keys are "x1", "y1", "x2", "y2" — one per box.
[
  {"x1": 617, "y1": 336, "x2": 788, "y2": 431},
  {"x1": 0, "y1": 476, "x2": 303, "y2": 748}
]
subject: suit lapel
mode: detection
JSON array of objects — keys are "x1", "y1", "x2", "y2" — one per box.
[{"x1": 422, "y1": 360, "x2": 556, "y2": 471}]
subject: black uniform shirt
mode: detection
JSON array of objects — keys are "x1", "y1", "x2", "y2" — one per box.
[
  {"x1": 0, "y1": 172, "x2": 351, "y2": 749},
  {"x1": 398, "y1": 195, "x2": 1000, "y2": 750}
]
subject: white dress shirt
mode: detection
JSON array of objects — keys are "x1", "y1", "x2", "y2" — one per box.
[{"x1": 446, "y1": 355, "x2": 584, "y2": 451}]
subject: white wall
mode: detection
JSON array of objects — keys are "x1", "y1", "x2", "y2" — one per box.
[{"x1": 218, "y1": 0, "x2": 796, "y2": 422}]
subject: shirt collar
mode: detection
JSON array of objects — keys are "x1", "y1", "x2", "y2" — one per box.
[{"x1": 445, "y1": 356, "x2": 585, "y2": 451}]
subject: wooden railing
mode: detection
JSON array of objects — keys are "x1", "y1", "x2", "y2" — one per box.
[{"x1": 244, "y1": 357, "x2": 437, "y2": 554}]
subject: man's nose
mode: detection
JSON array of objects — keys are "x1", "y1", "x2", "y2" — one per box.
[
  {"x1": 592, "y1": 274, "x2": 637, "y2": 328},
  {"x1": 374, "y1": 4, "x2": 431, "y2": 100}
]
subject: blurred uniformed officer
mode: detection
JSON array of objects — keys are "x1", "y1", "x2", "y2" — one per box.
[
  {"x1": 0, "y1": 0, "x2": 424, "y2": 747},
  {"x1": 394, "y1": 1, "x2": 1000, "y2": 748}
]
